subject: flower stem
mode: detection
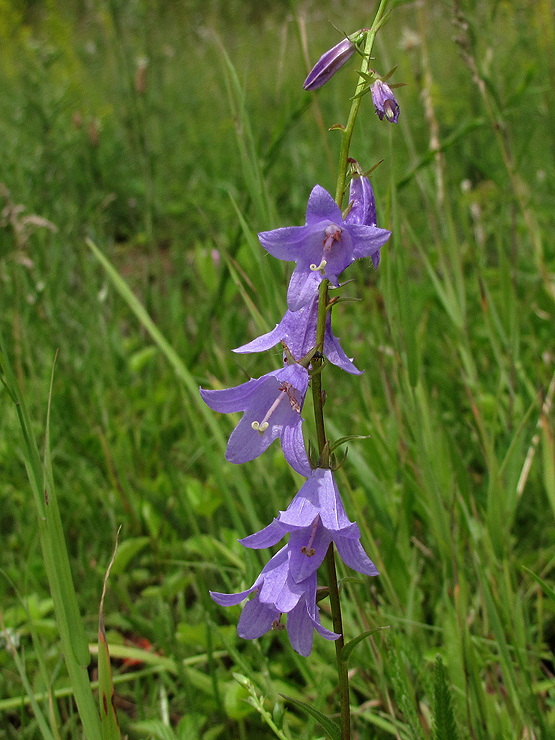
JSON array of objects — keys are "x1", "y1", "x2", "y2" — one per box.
[
  {"x1": 311, "y1": 282, "x2": 350, "y2": 738},
  {"x1": 311, "y1": 279, "x2": 330, "y2": 455},
  {"x1": 314, "y1": 5, "x2": 390, "y2": 737},
  {"x1": 335, "y1": 0, "x2": 390, "y2": 209},
  {"x1": 325, "y1": 543, "x2": 349, "y2": 739}
]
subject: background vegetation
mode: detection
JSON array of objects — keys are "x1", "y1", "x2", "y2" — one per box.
[{"x1": 1, "y1": 0, "x2": 555, "y2": 738}]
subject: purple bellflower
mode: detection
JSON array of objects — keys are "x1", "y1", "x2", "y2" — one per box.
[
  {"x1": 234, "y1": 294, "x2": 362, "y2": 376},
  {"x1": 258, "y1": 185, "x2": 390, "y2": 311},
  {"x1": 199, "y1": 363, "x2": 311, "y2": 476},
  {"x1": 347, "y1": 174, "x2": 377, "y2": 225},
  {"x1": 210, "y1": 545, "x2": 339, "y2": 656},
  {"x1": 371, "y1": 79, "x2": 400, "y2": 123},
  {"x1": 303, "y1": 35, "x2": 358, "y2": 91},
  {"x1": 240, "y1": 468, "x2": 379, "y2": 583}
]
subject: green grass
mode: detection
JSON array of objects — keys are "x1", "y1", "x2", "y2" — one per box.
[{"x1": 1, "y1": 0, "x2": 555, "y2": 738}]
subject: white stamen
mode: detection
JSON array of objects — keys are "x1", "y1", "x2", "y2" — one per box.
[{"x1": 251, "y1": 387, "x2": 288, "y2": 435}]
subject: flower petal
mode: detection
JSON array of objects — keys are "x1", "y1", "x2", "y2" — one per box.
[
  {"x1": 199, "y1": 376, "x2": 265, "y2": 414},
  {"x1": 237, "y1": 594, "x2": 278, "y2": 639},
  {"x1": 258, "y1": 225, "x2": 310, "y2": 261},
  {"x1": 348, "y1": 224, "x2": 391, "y2": 262},
  {"x1": 335, "y1": 537, "x2": 379, "y2": 576},
  {"x1": 346, "y1": 176, "x2": 377, "y2": 227},
  {"x1": 239, "y1": 519, "x2": 289, "y2": 549},
  {"x1": 305, "y1": 185, "x2": 342, "y2": 226},
  {"x1": 324, "y1": 319, "x2": 363, "y2": 375}
]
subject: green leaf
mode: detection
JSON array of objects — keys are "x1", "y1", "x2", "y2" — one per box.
[
  {"x1": 98, "y1": 531, "x2": 121, "y2": 740},
  {"x1": 522, "y1": 566, "x2": 555, "y2": 604},
  {"x1": 280, "y1": 695, "x2": 340, "y2": 740},
  {"x1": 433, "y1": 655, "x2": 459, "y2": 740},
  {"x1": 329, "y1": 434, "x2": 371, "y2": 454},
  {"x1": 341, "y1": 626, "x2": 389, "y2": 664},
  {"x1": 131, "y1": 720, "x2": 179, "y2": 740}
]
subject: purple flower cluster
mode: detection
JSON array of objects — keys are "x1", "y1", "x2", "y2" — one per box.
[{"x1": 200, "y1": 174, "x2": 388, "y2": 655}]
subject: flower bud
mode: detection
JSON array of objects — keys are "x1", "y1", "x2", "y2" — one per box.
[
  {"x1": 371, "y1": 79, "x2": 400, "y2": 123},
  {"x1": 303, "y1": 34, "x2": 360, "y2": 91}
]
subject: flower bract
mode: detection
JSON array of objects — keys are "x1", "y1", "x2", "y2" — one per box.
[
  {"x1": 258, "y1": 185, "x2": 390, "y2": 311},
  {"x1": 199, "y1": 363, "x2": 311, "y2": 476},
  {"x1": 240, "y1": 468, "x2": 379, "y2": 583},
  {"x1": 210, "y1": 545, "x2": 339, "y2": 656}
]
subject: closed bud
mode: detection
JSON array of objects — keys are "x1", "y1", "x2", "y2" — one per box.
[
  {"x1": 303, "y1": 30, "x2": 365, "y2": 91},
  {"x1": 371, "y1": 79, "x2": 400, "y2": 123}
]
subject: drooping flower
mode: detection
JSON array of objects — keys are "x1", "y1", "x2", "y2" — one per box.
[
  {"x1": 233, "y1": 294, "x2": 362, "y2": 375},
  {"x1": 346, "y1": 174, "x2": 377, "y2": 227},
  {"x1": 210, "y1": 545, "x2": 339, "y2": 656},
  {"x1": 199, "y1": 363, "x2": 311, "y2": 476},
  {"x1": 258, "y1": 185, "x2": 390, "y2": 311},
  {"x1": 345, "y1": 172, "x2": 381, "y2": 267},
  {"x1": 303, "y1": 34, "x2": 358, "y2": 91},
  {"x1": 371, "y1": 79, "x2": 400, "y2": 123},
  {"x1": 240, "y1": 468, "x2": 379, "y2": 583}
]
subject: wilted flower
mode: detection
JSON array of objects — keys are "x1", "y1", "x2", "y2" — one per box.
[
  {"x1": 199, "y1": 363, "x2": 311, "y2": 476},
  {"x1": 371, "y1": 79, "x2": 400, "y2": 123},
  {"x1": 210, "y1": 545, "x2": 339, "y2": 656},
  {"x1": 234, "y1": 294, "x2": 363, "y2": 375},
  {"x1": 303, "y1": 34, "x2": 358, "y2": 91},
  {"x1": 258, "y1": 185, "x2": 390, "y2": 311},
  {"x1": 240, "y1": 468, "x2": 379, "y2": 583}
]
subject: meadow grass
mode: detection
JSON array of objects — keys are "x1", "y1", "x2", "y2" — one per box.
[{"x1": 1, "y1": 0, "x2": 555, "y2": 738}]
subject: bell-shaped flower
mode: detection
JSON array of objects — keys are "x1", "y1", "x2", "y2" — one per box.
[
  {"x1": 240, "y1": 468, "x2": 379, "y2": 584},
  {"x1": 258, "y1": 185, "x2": 390, "y2": 311},
  {"x1": 210, "y1": 545, "x2": 339, "y2": 656},
  {"x1": 199, "y1": 363, "x2": 311, "y2": 476},
  {"x1": 233, "y1": 294, "x2": 362, "y2": 375},
  {"x1": 371, "y1": 79, "x2": 400, "y2": 123},
  {"x1": 345, "y1": 173, "x2": 380, "y2": 267}
]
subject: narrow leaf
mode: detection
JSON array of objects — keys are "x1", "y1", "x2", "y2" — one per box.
[
  {"x1": 280, "y1": 695, "x2": 340, "y2": 740},
  {"x1": 98, "y1": 528, "x2": 122, "y2": 739},
  {"x1": 341, "y1": 626, "x2": 389, "y2": 664}
]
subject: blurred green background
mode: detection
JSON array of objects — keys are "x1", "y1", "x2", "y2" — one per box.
[{"x1": 1, "y1": 0, "x2": 555, "y2": 738}]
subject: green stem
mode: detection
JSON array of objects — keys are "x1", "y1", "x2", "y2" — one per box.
[
  {"x1": 325, "y1": 544, "x2": 349, "y2": 737},
  {"x1": 311, "y1": 280, "x2": 330, "y2": 456},
  {"x1": 335, "y1": 0, "x2": 390, "y2": 208}
]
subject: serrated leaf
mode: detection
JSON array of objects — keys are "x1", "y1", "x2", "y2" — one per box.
[
  {"x1": 280, "y1": 695, "x2": 340, "y2": 740},
  {"x1": 341, "y1": 627, "x2": 389, "y2": 664},
  {"x1": 433, "y1": 655, "x2": 459, "y2": 740}
]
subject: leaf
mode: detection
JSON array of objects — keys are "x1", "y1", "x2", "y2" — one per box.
[
  {"x1": 341, "y1": 626, "x2": 389, "y2": 664},
  {"x1": 280, "y1": 695, "x2": 340, "y2": 740},
  {"x1": 522, "y1": 566, "x2": 555, "y2": 604},
  {"x1": 131, "y1": 720, "x2": 179, "y2": 740},
  {"x1": 433, "y1": 655, "x2": 459, "y2": 740},
  {"x1": 98, "y1": 529, "x2": 122, "y2": 740},
  {"x1": 329, "y1": 434, "x2": 371, "y2": 453}
]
